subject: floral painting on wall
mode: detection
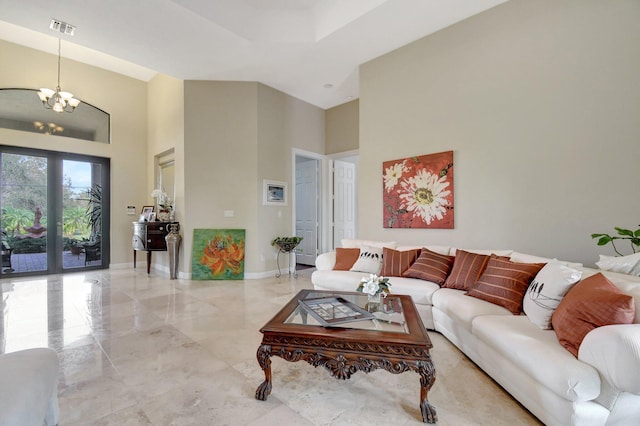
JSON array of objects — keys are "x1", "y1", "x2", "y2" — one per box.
[
  {"x1": 383, "y1": 150, "x2": 454, "y2": 229},
  {"x1": 192, "y1": 229, "x2": 245, "y2": 280}
]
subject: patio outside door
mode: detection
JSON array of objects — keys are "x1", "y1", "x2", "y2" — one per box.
[{"x1": 0, "y1": 146, "x2": 110, "y2": 276}]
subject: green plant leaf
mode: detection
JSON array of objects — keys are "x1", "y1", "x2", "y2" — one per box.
[
  {"x1": 615, "y1": 227, "x2": 634, "y2": 237},
  {"x1": 635, "y1": 229, "x2": 640, "y2": 237},
  {"x1": 597, "y1": 236, "x2": 612, "y2": 246}
]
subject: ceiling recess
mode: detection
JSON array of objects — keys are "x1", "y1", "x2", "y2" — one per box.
[{"x1": 49, "y1": 19, "x2": 76, "y2": 36}]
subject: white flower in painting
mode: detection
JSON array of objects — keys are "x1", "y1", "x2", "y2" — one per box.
[
  {"x1": 398, "y1": 169, "x2": 451, "y2": 225},
  {"x1": 384, "y1": 161, "x2": 408, "y2": 192}
]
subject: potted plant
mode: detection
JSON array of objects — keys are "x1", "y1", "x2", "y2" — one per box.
[
  {"x1": 271, "y1": 236, "x2": 303, "y2": 252},
  {"x1": 591, "y1": 225, "x2": 640, "y2": 256}
]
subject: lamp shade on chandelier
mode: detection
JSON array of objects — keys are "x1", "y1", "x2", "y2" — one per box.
[{"x1": 37, "y1": 38, "x2": 80, "y2": 113}]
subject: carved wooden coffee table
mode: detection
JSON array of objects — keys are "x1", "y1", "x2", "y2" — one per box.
[{"x1": 255, "y1": 289, "x2": 437, "y2": 423}]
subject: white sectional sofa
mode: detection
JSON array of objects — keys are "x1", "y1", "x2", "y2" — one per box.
[{"x1": 311, "y1": 243, "x2": 640, "y2": 426}]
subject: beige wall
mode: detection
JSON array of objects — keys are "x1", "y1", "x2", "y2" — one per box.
[
  {"x1": 360, "y1": 0, "x2": 640, "y2": 265},
  {"x1": 183, "y1": 81, "x2": 324, "y2": 276},
  {"x1": 0, "y1": 39, "x2": 148, "y2": 265},
  {"x1": 326, "y1": 99, "x2": 359, "y2": 154},
  {"x1": 147, "y1": 74, "x2": 185, "y2": 272}
]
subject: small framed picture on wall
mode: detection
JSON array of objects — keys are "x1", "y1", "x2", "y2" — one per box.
[{"x1": 263, "y1": 180, "x2": 287, "y2": 206}]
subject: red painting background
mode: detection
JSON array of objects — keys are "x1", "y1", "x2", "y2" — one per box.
[{"x1": 382, "y1": 151, "x2": 454, "y2": 229}]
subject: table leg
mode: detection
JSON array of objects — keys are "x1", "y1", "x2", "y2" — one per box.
[
  {"x1": 255, "y1": 344, "x2": 272, "y2": 401},
  {"x1": 418, "y1": 360, "x2": 437, "y2": 423},
  {"x1": 133, "y1": 250, "x2": 137, "y2": 268},
  {"x1": 146, "y1": 251, "x2": 152, "y2": 274}
]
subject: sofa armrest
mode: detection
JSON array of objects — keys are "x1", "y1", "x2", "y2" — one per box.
[
  {"x1": 578, "y1": 324, "x2": 640, "y2": 394},
  {"x1": 315, "y1": 251, "x2": 336, "y2": 271}
]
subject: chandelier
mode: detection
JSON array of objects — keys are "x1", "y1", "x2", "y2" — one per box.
[{"x1": 37, "y1": 38, "x2": 80, "y2": 113}]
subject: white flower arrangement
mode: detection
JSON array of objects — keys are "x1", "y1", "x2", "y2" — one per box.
[
  {"x1": 151, "y1": 189, "x2": 173, "y2": 210},
  {"x1": 356, "y1": 274, "x2": 391, "y2": 297}
]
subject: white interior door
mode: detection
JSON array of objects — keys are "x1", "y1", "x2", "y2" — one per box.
[
  {"x1": 333, "y1": 160, "x2": 356, "y2": 249},
  {"x1": 295, "y1": 158, "x2": 318, "y2": 265}
]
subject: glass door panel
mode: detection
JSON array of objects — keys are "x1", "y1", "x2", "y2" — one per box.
[
  {"x1": 0, "y1": 153, "x2": 49, "y2": 275},
  {"x1": 62, "y1": 160, "x2": 103, "y2": 270}
]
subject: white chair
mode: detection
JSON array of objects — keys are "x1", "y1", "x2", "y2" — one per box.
[{"x1": 0, "y1": 348, "x2": 59, "y2": 426}]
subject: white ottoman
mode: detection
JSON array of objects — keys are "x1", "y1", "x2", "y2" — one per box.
[{"x1": 0, "y1": 348, "x2": 59, "y2": 426}]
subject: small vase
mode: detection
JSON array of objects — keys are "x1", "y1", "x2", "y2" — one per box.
[
  {"x1": 367, "y1": 293, "x2": 381, "y2": 304},
  {"x1": 157, "y1": 210, "x2": 171, "y2": 222}
]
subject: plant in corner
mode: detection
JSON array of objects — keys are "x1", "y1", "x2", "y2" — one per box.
[
  {"x1": 271, "y1": 236, "x2": 303, "y2": 252},
  {"x1": 591, "y1": 225, "x2": 640, "y2": 256}
]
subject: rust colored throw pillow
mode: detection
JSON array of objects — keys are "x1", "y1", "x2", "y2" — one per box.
[
  {"x1": 443, "y1": 250, "x2": 491, "y2": 290},
  {"x1": 552, "y1": 273, "x2": 635, "y2": 357},
  {"x1": 381, "y1": 247, "x2": 421, "y2": 277},
  {"x1": 403, "y1": 248, "x2": 455, "y2": 285},
  {"x1": 333, "y1": 248, "x2": 360, "y2": 271},
  {"x1": 466, "y1": 256, "x2": 545, "y2": 315}
]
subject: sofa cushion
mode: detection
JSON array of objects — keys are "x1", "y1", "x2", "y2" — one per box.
[
  {"x1": 381, "y1": 247, "x2": 420, "y2": 277},
  {"x1": 443, "y1": 250, "x2": 491, "y2": 291},
  {"x1": 403, "y1": 248, "x2": 454, "y2": 285},
  {"x1": 510, "y1": 251, "x2": 583, "y2": 269},
  {"x1": 523, "y1": 260, "x2": 582, "y2": 329},
  {"x1": 333, "y1": 248, "x2": 360, "y2": 271},
  {"x1": 552, "y1": 273, "x2": 635, "y2": 357},
  {"x1": 350, "y1": 245, "x2": 383, "y2": 274},
  {"x1": 312, "y1": 270, "x2": 441, "y2": 306},
  {"x1": 472, "y1": 315, "x2": 601, "y2": 402},
  {"x1": 467, "y1": 256, "x2": 544, "y2": 315},
  {"x1": 450, "y1": 248, "x2": 513, "y2": 257},
  {"x1": 432, "y1": 288, "x2": 511, "y2": 332},
  {"x1": 596, "y1": 252, "x2": 640, "y2": 276}
]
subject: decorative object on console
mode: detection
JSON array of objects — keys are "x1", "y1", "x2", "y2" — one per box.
[
  {"x1": 403, "y1": 248, "x2": 455, "y2": 285},
  {"x1": 38, "y1": 38, "x2": 81, "y2": 113},
  {"x1": 151, "y1": 189, "x2": 173, "y2": 221},
  {"x1": 552, "y1": 272, "x2": 635, "y2": 357},
  {"x1": 523, "y1": 260, "x2": 583, "y2": 329},
  {"x1": 192, "y1": 229, "x2": 245, "y2": 280},
  {"x1": 349, "y1": 245, "x2": 384, "y2": 274},
  {"x1": 382, "y1": 150, "x2": 453, "y2": 229},
  {"x1": 443, "y1": 250, "x2": 491, "y2": 290},
  {"x1": 381, "y1": 247, "x2": 421, "y2": 277},
  {"x1": 333, "y1": 248, "x2": 361, "y2": 271}
]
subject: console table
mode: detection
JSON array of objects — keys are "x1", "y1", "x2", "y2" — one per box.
[{"x1": 132, "y1": 221, "x2": 178, "y2": 273}]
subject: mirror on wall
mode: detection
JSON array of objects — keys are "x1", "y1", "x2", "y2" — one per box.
[
  {"x1": 0, "y1": 88, "x2": 110, "y2": 143},
  {"x1": 156, "y1": 149, "x2": 175, "y2": 204}
]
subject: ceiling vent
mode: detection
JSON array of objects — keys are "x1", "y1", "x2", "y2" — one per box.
[{"x1": 49, "y1": 19, "x2": 75, "y2": 36}]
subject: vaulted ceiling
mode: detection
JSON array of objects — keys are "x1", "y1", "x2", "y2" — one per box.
[{"x1": 0, "y1": 0, "x2": 508, "y2": 109}]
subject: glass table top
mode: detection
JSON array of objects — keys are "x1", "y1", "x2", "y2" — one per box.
[{"x1": 284, "y1": 291, "x2": 410, "y2": 334}]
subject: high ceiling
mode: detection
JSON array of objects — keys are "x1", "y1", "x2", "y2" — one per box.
[{"x1": 0, "y1": 0, "x2": 508, "y2": 109}]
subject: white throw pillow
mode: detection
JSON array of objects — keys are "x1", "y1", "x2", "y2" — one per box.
[
  {"x1": 349, "y1": 245, "x2": 384, "y2": 274},
  {"x1": 523, "y1": 260, "x2": 582, "y2": 330},
  {"x1": 596, "y1": 252, "x2": 640, "y2": 276}
]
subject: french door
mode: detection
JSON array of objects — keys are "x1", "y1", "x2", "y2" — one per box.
[{"x1": 0, "y1": 146, "x2": 110, "y2": 276}]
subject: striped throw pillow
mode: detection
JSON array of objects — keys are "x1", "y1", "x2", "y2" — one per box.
[
  {"x1": 466, "y1": 255, "x2": 545, "y2": 314},
  {"x1": 381, "y1": 247, "x2": 421, "y2": 277},
  {"x1": 443, "y1": 250, "x2": 491, "y2": 290},
  {"x1": 403, "y1": 248, "x2": 455, "y2": 285}
]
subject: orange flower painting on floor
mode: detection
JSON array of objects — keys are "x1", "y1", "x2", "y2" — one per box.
[
  {"x1": 192, "y1": 229, "x2": 245, "y2": 279},
  {"x1": 383, "y1": 151, "x2": 454, "y2": 229}
]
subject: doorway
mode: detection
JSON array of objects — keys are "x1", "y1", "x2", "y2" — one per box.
[
  {"x1": 0, "y1": 146, "x2": 110, "y2": 276},
  {"x1": 295, "y1": 154, "x2": 320, "y2": 265}
]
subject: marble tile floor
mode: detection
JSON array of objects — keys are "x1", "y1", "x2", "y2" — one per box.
[{"x1": 0, "y1": 268, "x2": 542, "y2": 425}]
